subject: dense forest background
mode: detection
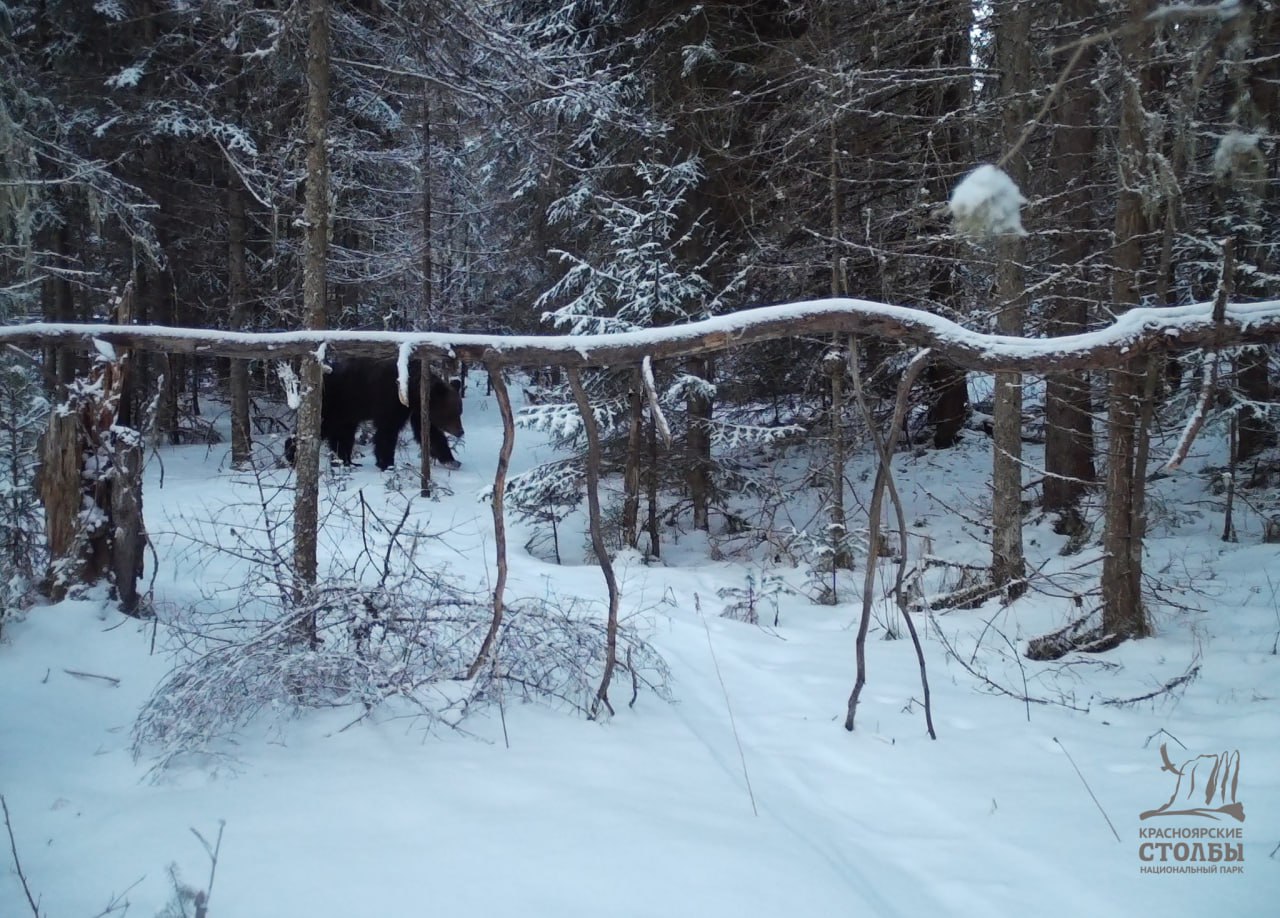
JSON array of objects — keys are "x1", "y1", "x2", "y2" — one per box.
[{"x1": 1, "y1": 0, "x2": 1278, "y2": 647}]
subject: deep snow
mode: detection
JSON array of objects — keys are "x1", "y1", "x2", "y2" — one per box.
[{"x1": 2, "y1": 373, "x2": 1277, "y2": 916}]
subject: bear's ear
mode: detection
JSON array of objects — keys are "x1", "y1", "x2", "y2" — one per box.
[{"x1": 449, "y1": 378, "x2": 462, "y2": 393}]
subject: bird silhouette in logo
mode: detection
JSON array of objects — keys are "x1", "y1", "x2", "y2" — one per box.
[{"x1": 1140, "y1": 743, "x2": 1245, "y2": 822}]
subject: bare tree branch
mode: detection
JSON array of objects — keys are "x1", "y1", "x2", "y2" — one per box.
[
  {"x1": 467, "y1": 363, "x2": 515, "y2": 680},
  {"x1": 568, "y1": 367, "x2": 619, "y2": 719},
  {"x1": 1, "y1": 794, "x2": 42, "y2": 917},
  {"x1": 4, "y1": 296, "x2": 1280, "y2": 373},
  {"x1": 846, "y1": 348, "x2": 933, "y2": 733}
]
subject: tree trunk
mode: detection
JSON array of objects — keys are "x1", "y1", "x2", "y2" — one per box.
[
  {"x1": 109, "y1": 430, "x2": 146, "y2": 615},
  {"x1": 826, "y1": 133, "x2": 851, "y2": 568},
  {"x1": 1236, "y1": 349, "x2": 1273, "y2": 464},
  {"x1": 646, "y1": 413, "x2": 660, "y2": 558},
  {"x1": 685, "y1": 355, "x2": 712, "y2": 531},
  {"x1": 990, "y1": 0, "x2": 1030, "y2": 597},
  {"x1": 923, "y1": 0, "x2": 972, "y2": 450},
  {"x1": 466, "y1": 364, "x2": 514, "y2": 679},
  {"x1": 568, "y1": 368, "x2": 620, "y2": 719},
  {"x1": 1043, "y1": 0, "x2": 1099, "y2": 524},
  {"x1": 621, "y1": 369, "x2": 644, "y2": 549},
  {"x1": 141, "y1": 143, "x2": 180, "y2": 445},
  {"x1": 38, "y1": 410, "x2": 81, "y2": 598},
  {"x1": 45, "y1": 194, "x2": 77, "y2": 387},
  {"x1": 927, "y1": 362, "x2": 968, "y2": 448},
  {"x1": 991, "y1": 262, "x2": 1026, "y2": 598},
  {"x1": 227, "y1": 172, "x2": 253, "y2": 468},
  {"x1": 293, "y1": 0, "x2": 331, "y2": 620},
  {"x1": 38, "y1": 357, "x2": 144, "y2": 615},
  {"x1": 418, "y1": 356, "x2": 432, "y2": 496},
  {"x1": 1226, "y1": 8, "x2": 1276, "y2": 464},
  {"x1": 420, "y1": 86, "x2": 433, "y2": 329},
  {"x1": 1101, "y1": 0, "x2": 1155, "y2": 642},
  {"x1": 417, "y1": 53, "x2": 435, "y2": 496},
  {"x1": 825, "y1": 343, "x2": 851, "y2": 569}
]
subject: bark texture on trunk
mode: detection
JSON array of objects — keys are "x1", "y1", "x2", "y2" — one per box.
[
  {"x1": 1043, "y1": 0, "x2": 1099, "y2": 523},
  {"x1": 1101, "y1": 0, "x2": 1155, "y2": 642},
  {"x1": 293, "y1": 0, "x2": 331, "y2": 615},
  {"x1": 990, "y1": 0, "x2": 1030, "y2": 597}
]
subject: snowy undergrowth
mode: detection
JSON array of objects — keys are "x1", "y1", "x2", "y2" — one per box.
[{"x1": 2, "y1": 372, "x2": 1277, "y2": 916}]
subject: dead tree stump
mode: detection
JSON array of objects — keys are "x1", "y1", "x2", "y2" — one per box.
[{"x1": 37, "y1": 358, "x2": 147, "y2": 614}]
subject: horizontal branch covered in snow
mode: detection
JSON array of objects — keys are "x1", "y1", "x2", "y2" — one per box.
[{"x1": 3, "y1": 296, "x2": 1280, "y2": 373}]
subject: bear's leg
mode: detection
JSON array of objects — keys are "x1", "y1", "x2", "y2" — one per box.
[
  {"x1": 408, "y1": 398, "x2": 422, "y2": 445},
  {"x1": 372, "y1": 420, "x2": 403, "y2": 470},
  {"x1": 429, "y1": 425, "x2": 461, "y2": 469},
  {"x1": 330, "y1": 422, "x2": 359, "y2": 465}
]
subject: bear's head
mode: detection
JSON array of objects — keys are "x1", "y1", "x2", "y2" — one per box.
[{"x1": 430, "y1": 376, "x2": 464, "y2": 437}]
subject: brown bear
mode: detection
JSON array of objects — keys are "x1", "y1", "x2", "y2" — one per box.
[{"x1": 288, "y1": 359, "x2": 464, "y2": 470}]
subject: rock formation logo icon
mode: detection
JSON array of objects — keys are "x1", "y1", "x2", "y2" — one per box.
[{"x1": 1140, "y1": 743, "x2": 1245, "y2": 822}]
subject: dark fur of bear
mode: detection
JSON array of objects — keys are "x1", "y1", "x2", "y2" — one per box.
[{"x1": 288, "y1": 359, "x2": 464, "y2": 470}]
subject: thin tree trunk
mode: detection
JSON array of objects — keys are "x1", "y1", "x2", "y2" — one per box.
[
  {"x1": 991, "y1": 0, "x2": 1030, "y2": 597},
  {"x1": 848, "y1": 342, "x2": 936, "y2": 739},
  {"x1": 420, "y1": 85, "x2": 432, "y2": 328},
  {"x1": 622, "y1": 369, "x2": 644, "y2": 549},
  {"x1": 47, "y1": 197, "x2": 77, "y2": 387},
  {"x1": 646, "y1": 413, "x2": 660, "y2": 558},
  {"x1": 418, "y1": 357, "x2": 432, "y2": 496},
  {"x1": 141, "y1": 143, "x2": 180, "y2": 445},
  {"x1": 992, "y1": 240, "x2": 1026, "y2": 597},
  {"x1": 568, "y1": 368, "x2": 620, "y2": 718},
  {"x1": 109, "y1": 429, "x2": 145, "y2": 615},
  {"x1": 685, "y1": 355, "x2": 712, "y2": 531},
  {"x1": 923, "y1": 0, "x2": 972, "y2": 450},
  {"x1": 227, "y1": 171, "x2": 253, "y2": 468},
  {"x1": 110, "y1": 283, "x2": 144, "y2": 614},
  {"x1": 846, "y1": 350, "x2": 932, "y2": 732},
  {"x1": 293, "y1": 0, "x2": 331, "y2": 626},
  {"x1": 827, "y1": 128, "x2": 850, "y2": 569},
  {"x1": 825, "y1": 343, "x2": 850, "y2": 570},
  {"x1": 467, "y1": 364, "x2": 515, "y2": 679}
]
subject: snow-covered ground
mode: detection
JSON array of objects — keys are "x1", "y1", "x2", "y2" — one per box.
[{"x1": 2, "y1": 373, "x2": 1277, "y2": 916}]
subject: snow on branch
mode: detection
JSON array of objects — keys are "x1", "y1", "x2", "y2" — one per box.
[
  {"x1": 1148, "y1": 2, "x2": 1246, "y2": 24},
  {"x1": 949, "y1": 165, "x2": 1027, "y2": 238},
  {"x1": 4, "y1": 295, "x2": 1280, "y2": 374},
  {"x1": 641, "y1": 356, "x2": 673, "y2": 448}
]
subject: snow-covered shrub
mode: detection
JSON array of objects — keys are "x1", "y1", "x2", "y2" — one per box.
[
  {"x1": 132, "y1": 573, "x2": 672, "y2": 771},
  {"x1": 718, "y1": 571, "x2": 795, "y2": 626},
  {"x1": 804, "y1": 520, "x2": 867, "y2": 606},
  {"x1": 503, "y1": 458, "x2": 583, "y2": 563}
]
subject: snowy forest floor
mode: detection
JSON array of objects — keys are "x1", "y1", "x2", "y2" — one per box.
[{"x1": 2, "y1": 371, "x2": 1278, "y2": 916}]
